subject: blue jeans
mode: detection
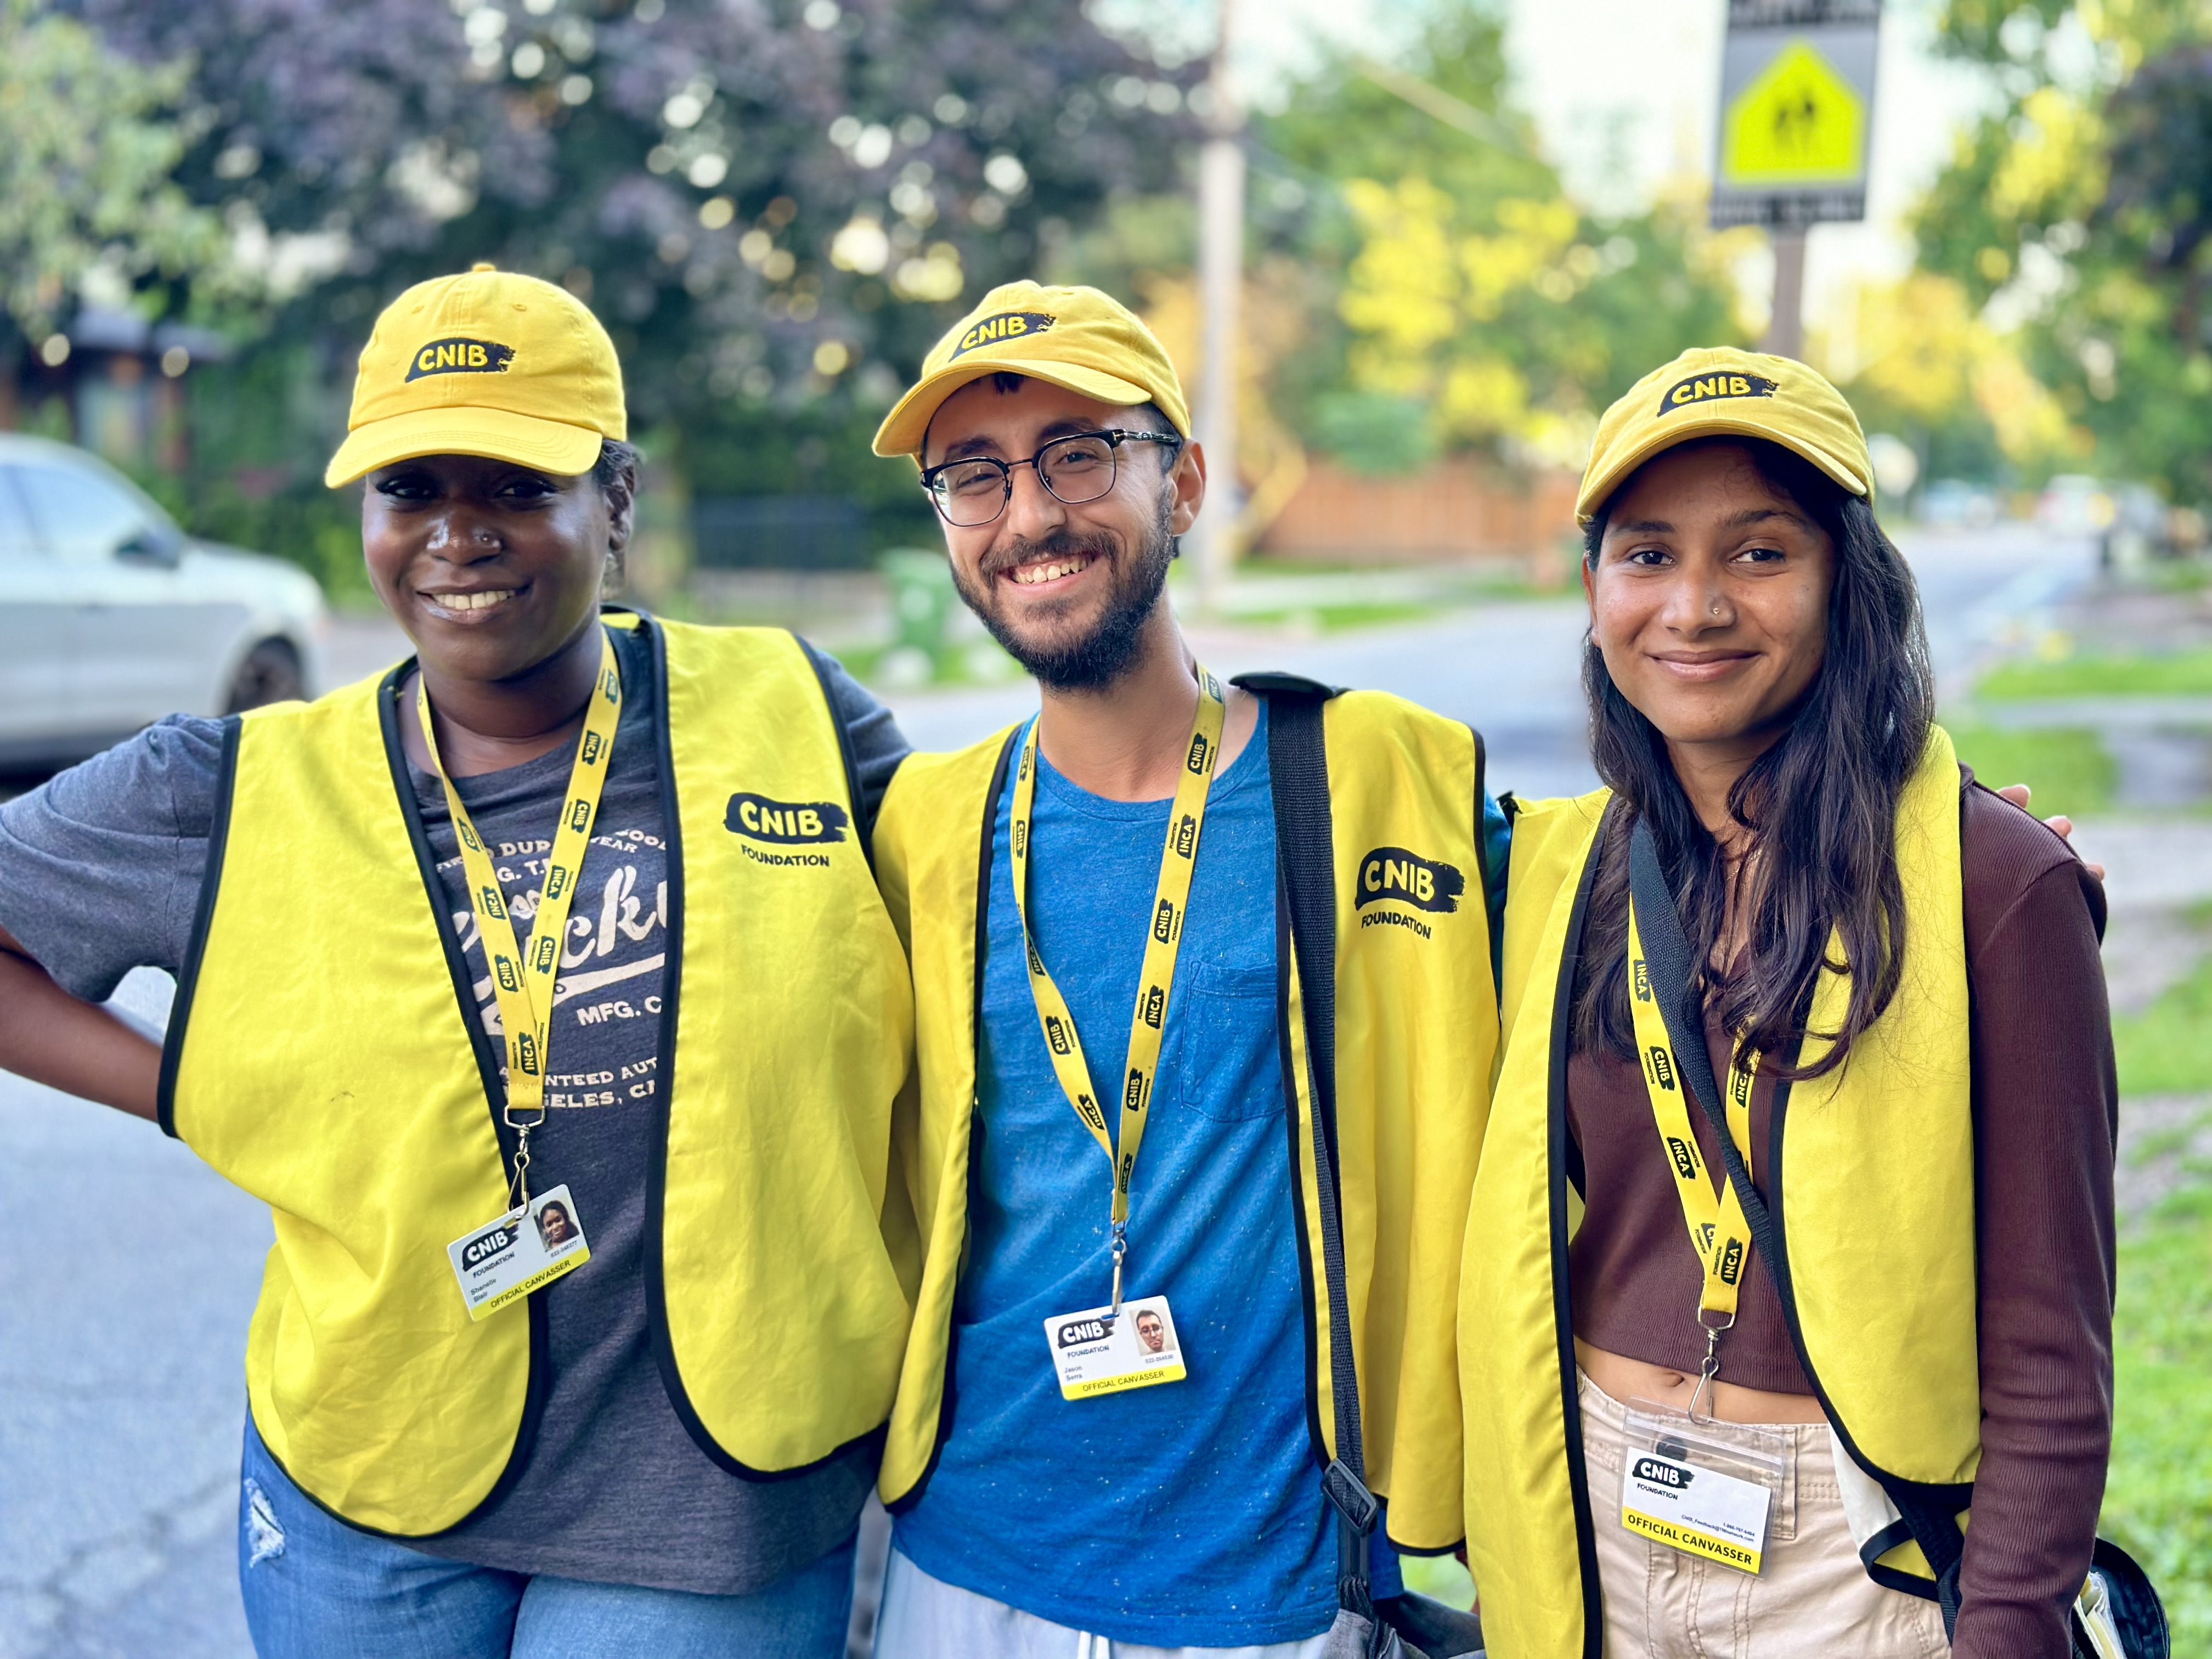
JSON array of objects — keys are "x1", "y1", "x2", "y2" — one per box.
[{"x1": 236, "y1": 1417, "x2": 857, "y2": 1658}]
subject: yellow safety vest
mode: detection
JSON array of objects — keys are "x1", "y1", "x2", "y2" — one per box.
[
  {"x1": 1459, "y1": 730, "x2": 1979, "y2": 1656},
  {"x1": 873, "y1": 681, "x2": 1497, "y2": 1552},
  {"x1": 160, "y1": 614, "x2": 917, "y2": 1537}
]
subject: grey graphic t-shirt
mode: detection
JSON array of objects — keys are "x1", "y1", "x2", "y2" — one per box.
[{"x1": 0, "y1": 624, "x2": 909, "y2": 1593}]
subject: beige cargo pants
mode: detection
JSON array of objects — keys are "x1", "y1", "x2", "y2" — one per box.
[{"x1": 1578, "y1": 1370, "x2": 1950, "y2": 1658}]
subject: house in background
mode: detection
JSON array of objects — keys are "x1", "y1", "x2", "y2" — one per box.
[{"x1": 3, "y1": 308, "x2": 228, "y2": 475}]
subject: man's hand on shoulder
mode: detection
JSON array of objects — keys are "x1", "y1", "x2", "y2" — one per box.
[{"x1": 1993, "y1": 782, "x2": 2105, "y2": 881}]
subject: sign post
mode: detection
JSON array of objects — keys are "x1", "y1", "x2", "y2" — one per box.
[{"x1": 1711, "y1": 1, "x2": 1881, "y2": 360}]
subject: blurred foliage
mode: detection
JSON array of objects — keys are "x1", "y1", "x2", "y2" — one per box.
[
  {"x1": 1245, "y1": 1, "x2": 1748, "y2": 477},
  {"x1": 1946, "y1": 721, "x2": 2116, "y2": 817},
  {"x1": 1918, "y1": 0, "x2": 2212, "y2": 501},
  {"x1": 1827, "y1": 271, "x2": 2077, "y2": 489},
  {"x1": 0, "y1": 0, "x2": 224, "y2": 340},
  {"x1": 1311, "y1": 391, "x2": 1438, "y2": 478},
  {"x1": 38, "y1": 0, "x2": 1194, "y2": 571}
]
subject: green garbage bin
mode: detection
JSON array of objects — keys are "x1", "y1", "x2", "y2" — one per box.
[{"x1": 879, "y1": 548, "x2": 957, "y2": 676}]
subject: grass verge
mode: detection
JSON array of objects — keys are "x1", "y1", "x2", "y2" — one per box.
[
  {"x1": 2115, "y1": 934, "x2": 2212, "y2": 1096},
  {"x1": 2104, "y1": 1184, "x2": 2212, "y2": 1649},
  {"x1": 1946, "y1": 722, "x2": 2118, "y2": 821},
  {"x1": 1979, "y1": 648, "x2": 2212, "y2": 699}
]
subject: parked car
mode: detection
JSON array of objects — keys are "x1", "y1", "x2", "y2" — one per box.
[
  {"x1": 2036, "y1": 473, "x2": 2119, "y2": 538},
  {"x1": 1916, "y1": 477, "x2": 2001, "y2": 530},
  {"x1": 0, "y1": 433, "x2": 326, "y2": 768}
]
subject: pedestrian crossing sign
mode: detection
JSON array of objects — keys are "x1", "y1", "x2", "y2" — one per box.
[
  {"x1": 1709, "y1": 3, "x2": 1881, "y2": 229},
  {"x1": 1722, "y1": 41, "x2": 1867, "y2": 188}
]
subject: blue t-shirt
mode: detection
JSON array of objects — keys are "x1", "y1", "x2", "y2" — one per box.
[{"x1": 895, "y1": 708, "x2": 1411, "y2": 1646}]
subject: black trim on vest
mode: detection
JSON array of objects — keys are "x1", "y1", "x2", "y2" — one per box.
[
  {"x1": 1466, "y1": 725, "x2": 1492, "y2": 904},
  {"x1": 158, "y1": 715, "x2": 240, "y2": 1139},
  {"x1": 633, "y1": 618, "x2": 890, "y2": 1481},
  {"x1": 885, "y1": 721, "x2": 1022, "y2": 1516},
  {"x1": 1275, "y1": 869, "x2": 1333, "y2": 1474},
  {"x1": 371, "y1": 660, "x2": 550, "y2": 1538},
  {"x1": 797, "y1": 632, "x2": 874, "y2": 868},
  {"x1": 1550, "y1": 798, "x2": 1613, "y2": 1658}
]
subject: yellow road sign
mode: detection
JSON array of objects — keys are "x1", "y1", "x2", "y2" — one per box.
[{"x1": 1722, "y1": 40, "x2": 1867, "y2": 189}]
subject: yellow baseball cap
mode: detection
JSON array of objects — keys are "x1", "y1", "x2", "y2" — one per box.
[
  {"x1": 872, "y1": 280, "x2": 1190, "y2": 460},
  {"x1": 324, "y1": 263, "x2": 626, "y2": 487},
  {"x1": 1577, "y1": 347, "x2": 1870, "y2": 522}
]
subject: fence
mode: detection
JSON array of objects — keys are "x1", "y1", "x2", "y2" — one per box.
[
  {"x1": 1255, "y1": 459, "x2": 1579, "y2": 569},
  {"x1": 691, "y1": 494, "x2": 871, "y2": 570}
]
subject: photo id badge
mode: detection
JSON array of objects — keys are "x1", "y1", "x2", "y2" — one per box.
[
  {"x1": 1041, "y1": 1295, "x2": 1187, "y2": 1401},
  {"x1": 1618, "y1": 1400, "x2": 1784, "y2": 1575},
  {"x1": 446, "y1": 1184, "x2": 590, "y2": 1322}
]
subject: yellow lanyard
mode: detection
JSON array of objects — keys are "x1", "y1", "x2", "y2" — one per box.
[
  {"x1": 1626, "y1": 899, "x2": 1757, "y2": 1410},
  {"x1": 417, "y1": 631, "x2": 623, "y2": 1207},
  {"x1": 1008, "y1": 668, "x2": 1226, "y2": 1314}
]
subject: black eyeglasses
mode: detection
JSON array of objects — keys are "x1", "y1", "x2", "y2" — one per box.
[{"x1": 919, "y1": 428, "x2": 1184, "y2": 528}]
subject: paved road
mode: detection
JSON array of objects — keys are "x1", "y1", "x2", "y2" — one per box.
[
  {"x1": 889, "y1": 524, "x2": 2102, "y2": 772},
  {"x1": 0, "y1": 527, "x2": 2108, "y2": 1658}
]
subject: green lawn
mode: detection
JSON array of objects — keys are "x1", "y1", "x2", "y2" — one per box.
[
  {"x1": 1946, "y1": 722, "x2": 2118, "y2": 821},
  {"x1": 1979, "y1": 647, "x2": 2212, "y2": 699},
  {"x1": 2104, "y1": 1184, "x2": 2212, "y2": 1650},
  {"x1": 2116, "y1": 939, "x2": 2212, "y2": 1096},
  {"x1": 2090, "y1": 945, "x2": 2212, "y2": 1640},
  {"x1": 1237, "y1": 601, "x2": 1435, "y2": 633}
]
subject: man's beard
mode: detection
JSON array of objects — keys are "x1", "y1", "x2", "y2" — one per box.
[{"x1": 951, "y1": 501, "x2": 1176, "y2": 691}]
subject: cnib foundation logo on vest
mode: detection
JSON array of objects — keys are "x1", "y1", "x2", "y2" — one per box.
[
  {"x1": 1355, "y1": 847, "x2": 1465, "y2": 913},
  {"x1": 725, "y1": 793, "x2": 849, "y2": 844}
]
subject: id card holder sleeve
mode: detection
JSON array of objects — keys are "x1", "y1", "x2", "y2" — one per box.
[{"x1": 1620, "y1": 1399, "x2": 1787, "y2": 1575}]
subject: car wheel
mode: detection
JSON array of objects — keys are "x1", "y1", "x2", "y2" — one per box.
[{"x1": 226, "y1": 639, "x2": 304, "y2": 712}]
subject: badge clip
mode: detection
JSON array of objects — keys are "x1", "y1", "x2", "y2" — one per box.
[{"x1": 1107, "y1": 1222, "x2": 1128, "y2": 1322}]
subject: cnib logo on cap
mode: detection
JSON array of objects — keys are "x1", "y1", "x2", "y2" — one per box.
[
  {"x1": 1657, "y1": 371, "x2": 1779, "y2": 415},
  {"x1": 949, "y1": 311, "x2": 1056, "y2": 360},
  {"x1": 407, "y1": 338, "x2": 518, "y2": 382}
]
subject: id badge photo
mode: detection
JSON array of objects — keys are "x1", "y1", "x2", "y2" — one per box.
[
  {"x1": 446, "y1": 1183, "x2": 591, "y2": 1321},
  {"x1": 1620, "y1": 1399, "x2": 1786, "y2": 1575}
]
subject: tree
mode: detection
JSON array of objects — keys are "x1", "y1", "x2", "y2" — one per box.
[
  {"x1": 72, "y1": 0, "x2": 1197, "y2": 573},
  {"x1": 1251, "y1": 1, "x2": 1747, "y2": 477},
  {"x1": 0, "y1": 0, "x2": 221, "y2": 343},
  {"x1": 1916, "y1": 0, "x2": 2212, "y2": 500}
]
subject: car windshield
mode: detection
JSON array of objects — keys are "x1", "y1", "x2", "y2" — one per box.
[
  {"x1": 12, "y1": 461, "x2": 157, "y2": 561},
  {"x1": 0, "y1": 470, "x2": 36, "y2": 560}
]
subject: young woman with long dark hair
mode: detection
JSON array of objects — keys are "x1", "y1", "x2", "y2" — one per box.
[{"x1": 1460, "y1": 350, "x2": 2115, "y2": 1657}]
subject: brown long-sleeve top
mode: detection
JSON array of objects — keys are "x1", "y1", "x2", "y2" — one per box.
[{"x1": 1565, "y1": 775, "x2": 2116, "y2": 1657}]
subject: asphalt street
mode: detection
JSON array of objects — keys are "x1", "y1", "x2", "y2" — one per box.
[{"x1": 0, "y1": 527, "x2": 2110, "y2": 1657}]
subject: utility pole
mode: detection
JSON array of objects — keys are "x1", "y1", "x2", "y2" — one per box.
[
  {"x1": 1192, "y1": 0, "x2": 1243, "y2": 619},
  {"x1": 1763, "y1": 227, "x2": 1808, "y2": 360}
]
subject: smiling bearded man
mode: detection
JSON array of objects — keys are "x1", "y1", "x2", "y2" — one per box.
[{"x1": 861, "y1": 283, "x2": 1507, "y2": 1659}]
